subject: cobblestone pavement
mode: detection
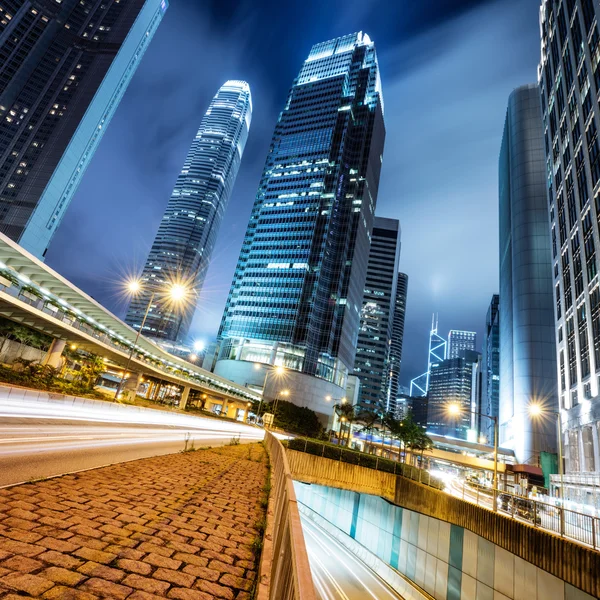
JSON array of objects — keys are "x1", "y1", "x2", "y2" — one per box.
[{"x1": 0, "y1": 443, "x2": 268, "y2": 599}]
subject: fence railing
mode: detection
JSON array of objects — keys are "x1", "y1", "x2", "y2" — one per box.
[
  {"x1": 258, "y1": 431, "x2": 317, "y2": 600},
  {"x1": 286, "y1": 437, "x2": 444, "y2": 490},
  {"x1": 459, "y1": 480, "x2": 600, "y2": 550}
]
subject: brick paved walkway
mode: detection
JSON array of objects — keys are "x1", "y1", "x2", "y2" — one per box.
[{"x1": 0, "y1": 443, "x2": 268, "y2": 599}]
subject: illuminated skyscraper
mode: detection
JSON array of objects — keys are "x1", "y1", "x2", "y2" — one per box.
[
  {"x1": 125, "y1": 81, "x2": 252, "y2": 342},
  {"x1": 447, "y1": 330, "x2": 477, "y2": 359},
  {"x1": 0, "y1": 0, "x2": 168, "y2": 258},
  {"x1": 215, "y1": 33, "x2": 385, "y2": 421},
  {"x1": 353, "y1": 217, "x2": 400, "y2": 413},
  {"x1": 386, "y1": 272, "x2": 408, "y2": 408},
  {"x1": 410, "y1": 315, "x2": 446, "y2": 396},
  {"x1": 539, "y1": 0, "x2": 600, "y2": 499},
  {"x1": 499, "y1": 83, "x2": 557, "y2": 464},
  {"x1": 481, "y1": 294, "x2": 499, "y2": 442}
]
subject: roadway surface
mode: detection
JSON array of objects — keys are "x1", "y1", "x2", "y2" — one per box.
[
  {"x1": 301, "y1": 514, "x2": 403, "y2": 600},
  {"x1": 0, "y1": 395, "x2": 264, "y2": 487}
]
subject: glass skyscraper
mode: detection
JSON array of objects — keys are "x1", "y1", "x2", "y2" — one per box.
[
  {"x1": 0, "y1": 0, "x2": 167, "y2": 258},
  {"x1": 540, "y1": 0, "x2": 600, "y2": 500},
  {"x1": 481, "y1": 294, "x2": 499, "y2": 443},
  {"x1": 125, "y1": 81, "x2": 252, "y2": 342},
  {"x1": 447, "y1": 330, "x2": 477, "y2": 359},
  {"x1": 499, "y1": 84, "x2": 558, "y2": 465},
  {"x1": 215, "y1": 33, "x2": 385, "y2": 418},
  {"x1": 353, "y1": 217, "x2": 400, "y2": 413},
  {"x1": 386, "y1": 271, "x2": 408, "y2": 409}
]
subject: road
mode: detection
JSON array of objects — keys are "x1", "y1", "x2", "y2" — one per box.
[
  {"x1": 0, "y1": 395, "x2": 264, "y2": 486},
  {"x1": 301, "y1": 514, "x2": 403, "y2": 600}
]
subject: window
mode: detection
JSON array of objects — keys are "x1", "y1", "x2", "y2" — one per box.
[{"x1": 582, "y1": 426, "x2": 595, "y2": 472}]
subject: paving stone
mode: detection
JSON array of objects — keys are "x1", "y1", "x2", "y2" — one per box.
[{"x1": 0, "y1": 444, "x2": 266, "y2": 599}]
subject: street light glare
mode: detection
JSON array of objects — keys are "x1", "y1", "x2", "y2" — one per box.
[
  {"x1": 275, "y1": 366, "x2": 285, "y2": 375},
  {"x1": 193, "y1": 340, "x2": 205, "y2": 352},
  {"x1": 281, "y1": 389, "x2": 290, "y2": 396},
  {"x1": 169, "y1": 283, "x2": 188, "y2": 302},
  {"x1": 127, "y1": 279, "x2": 141, "y2": 294},
  {"x1": 529, "y1": 403, "x2": 543, "y2": 417},
  {"x1": 447, "y1": 403, "x2": 461, "y2": 416}
]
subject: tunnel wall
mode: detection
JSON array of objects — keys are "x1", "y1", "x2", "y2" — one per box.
[{"x1": 294, "y1": 481, "x2": 595, "y2": 600}]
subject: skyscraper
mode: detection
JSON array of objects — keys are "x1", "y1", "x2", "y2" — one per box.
[
  {"x1": 447, "y1": 330, "x2": 477, "y2": 359},
  {"x1": 427, "y1": 353, "x2": 480, "y2": 440},
  {"x1": 386, "y1": 272, "x2": 408, "y2": 407},
  {"x1": 126, "y1": 81, "x2": 252, "y2": 342},
  {"x1": 539, "y1": 0, "x2": 600, "y2": 499},
  {"x1": 215, "y1": 32, "x2": 385, "y2": 422},
  {"x1": 0, "y1": 0, "x2": 168, "y2": 258},
  {"x1": 481, "y1": 294, "x2": 500, "y2": 443},
  {"x1": 410, "y1": 316, "x2": 446, "y2": 396},
  {"x1": 353, "y1": 217, "x2": 400, "y2": 413},
  {"x1": 499, "y1": 83, "x2": 557, "y2": 465}
]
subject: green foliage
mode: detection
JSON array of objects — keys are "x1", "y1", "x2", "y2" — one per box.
[
  {"x1": 262, "y1": 399, "x2": 322, "y2": 438},
  {"x1": 0, "y1": 318, "x2": 53, "y2": 354}
]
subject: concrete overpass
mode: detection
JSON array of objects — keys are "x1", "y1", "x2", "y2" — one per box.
[{"x1": 0, "y1": 232, "x2": 260, "y2": 414}]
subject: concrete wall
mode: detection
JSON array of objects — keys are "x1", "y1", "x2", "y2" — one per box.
[
  {"x1": 287, "y1": 448, "x2": 396, "y2": 500},
  {"x1": 296, "y1": 481, "x2": 595, "y2": 600},
  {"x1": 0, "y1": 338, "x2": 46, "y2": 364},
  {"x1": 214, "y1": 359, "x2": 342, "y2": 426}
]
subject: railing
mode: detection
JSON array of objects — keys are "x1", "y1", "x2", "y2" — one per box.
[
  {"x1": 0, "y1": 280, "x2": 255, "y2": 401},
  {"x1": 258, "y1": 431, "x2": 317, "y2": 600},
  {"x1": 456, "y1": 479, "x2": 600, "y2": 550},
  {"x1": 286, "y1": 437, "x2": 444, "y2": 490}
]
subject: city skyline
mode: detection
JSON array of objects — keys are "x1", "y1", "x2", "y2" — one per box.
[{"x1": 42, "y1": 0, "x2": 543, "y2": 386}]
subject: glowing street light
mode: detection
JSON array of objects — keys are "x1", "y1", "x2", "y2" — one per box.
[
  {"x1": 193, "y1": 340, "x2": 205, "y2": 352},
  {"x1": 116, "y1": 279, "x2": 191, "y2": 399},
  {"x1": 446, "y1": 402, "x2": 499, "y2": 509},
  {"x1": 254, "y1": 363, "x2": 287, "y2": 416}
]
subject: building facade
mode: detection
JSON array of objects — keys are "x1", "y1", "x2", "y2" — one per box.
[
  {"x1": 125, "y1": 81, "x2": 252, "y2": 342},
  {"x1": 499, "y1": 83, "x2": 558, "y2": 465},
  {"x1": 427, "y1": 356, "x2": 478, "y2": 440},
  {"x1": 215, "y1": 32, "x2": 385, "y2": 421},
  {"x1": 481, "y1": 294, "x2": 500, "y2": 443},
  {"x1": 386, "y1": 271, "x2": 408, "y2": 409},
  {"x1": 0, "y1": 0, "x2": 167, "y2": 258},
  {"x1": 447, "y1": 330, "x2": 477, "y2": 359},
  {"x1": 353, "y1": 217, "x2": 400, "y2": 414},
  {"x1": 539, "y1": 0, "x2": 600, "y2": 500}
]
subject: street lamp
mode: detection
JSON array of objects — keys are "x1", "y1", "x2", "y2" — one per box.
[
  {"x1": 529, "y1": 403, "x2": 564, "y2": 501},
  {"x1": 446, "y1": 403, "x2": 499, "y2": 509},
  {"x1": 254, "y1": 363, "x2": 286, "y2": 416},
  {"x1": 273, "y1": 388, "x2": 289, "y2": 416},
  {"x1": 115, "y1": 279, "x2": 191, "y2": 399}
]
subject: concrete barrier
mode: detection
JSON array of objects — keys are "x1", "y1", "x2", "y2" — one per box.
[{"x1": 286, "y1": 448, "x2": 396, "y2": 500}]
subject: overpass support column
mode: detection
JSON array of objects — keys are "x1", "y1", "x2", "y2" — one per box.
[
  {"x1": 42, "y1": 339, "x2": 66, "y2": 369},
  {"x1": 179, "y1": 386, "x2": 190, "y2": 411},
  {"x1": 122, "y1": 373, "x2": 143, "y2": 403}
]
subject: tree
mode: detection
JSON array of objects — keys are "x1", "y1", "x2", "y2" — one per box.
[
  {"x1": 333, "y1": 402, "x2": 359, "y2": 446},
  {"x1": 355, "y1": 409, "x2": 380, "y2": 453},
  {"x1": 264, "y1": 399, "x2": 322, "y2": 438}
]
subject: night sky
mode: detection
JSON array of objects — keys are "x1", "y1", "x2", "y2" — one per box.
[{"x1": 46, "y1": 0, "x2": 543, "y2": 386}]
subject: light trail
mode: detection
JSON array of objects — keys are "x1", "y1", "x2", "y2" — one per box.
[{"x1": 301, "y1": 514, "x2": 404, "y2": 600}]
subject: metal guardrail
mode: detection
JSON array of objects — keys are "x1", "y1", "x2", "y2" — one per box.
[
  {"x1": 258, "y1": 431, "x2": 317, "y2": 600},
  {"x1": 458, "y1": 480, "x2": 600, "y2": 550},
  {"x1": 286, "y1": 437, "x2": 444, "y2": 490}
]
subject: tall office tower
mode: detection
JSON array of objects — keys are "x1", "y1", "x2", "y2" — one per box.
[
  {"x1": 499, "y1": 83, "x2": 557, "y2": 465},
  {"x1": 427, "y1": 352, "x2": 480, "y2": 440},
  {"x1": 125, "y1": 81, "x2": 252, "y2": 342},
  {"x1": 386, "y1": 272, "x2": 408, "y2": 408},
  {"x1": 410, "y1": 315, "x2": 446, "y2": 396},
  {"x1": 0, "y1": 0, "x2": 168, "y2": 258},
  {"x1": 447, "y1": 330, "x2": 477, "y2": 359},
  {"x1": 539, "y1": 0, "x2": 600, "y2": 499},
  {"x1": 215, "y1": 33, "x2": 385, "y2": 423},
  {"x1": 481, "y1": 295, "x2": 500, "y2": 443},
  {"x1": 353, "y1": 217, "x2": 400, "y2": 413}
]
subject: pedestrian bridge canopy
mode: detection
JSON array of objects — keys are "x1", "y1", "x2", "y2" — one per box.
[{"x1": 0, "y1": 232, "x2": 260, "y2": 405}]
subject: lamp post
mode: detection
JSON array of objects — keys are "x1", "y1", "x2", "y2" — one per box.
[
  {"x1": 529, "y1": 404, "x2": 563, "y2": 502},
  {"x1": 254, "y1": 363, "x2": 285, "y2": 416},
  {"x1": 115, "y1": 279, "x2": 190, "y2": 400},
  {"x1": 273, "y1": 389, "x2": 289, "y2": 416},
  {"x1": 447, "y1": 403, "x2": 499, "y2": 510}
]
